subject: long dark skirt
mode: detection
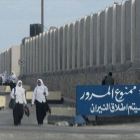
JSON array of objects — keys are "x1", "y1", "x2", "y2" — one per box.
[
  {"x1": 13, "y1": 103, "x2": 24, "y2": 126},
  {"x1": 35, "y1": 100, "x2": 46, "y2": 125}
]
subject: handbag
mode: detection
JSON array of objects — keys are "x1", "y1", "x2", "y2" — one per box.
[
  {"x1": 9, "y1": 88, "x2": 16, "y2": 109},
  {"x1": 45, "y1": 98, "x2": 51, "y2": 114},
  {"x1": 44, "y1": 91, "x2": 51, "y2": 114},
  {"x1": 24, "y1": 106, "x2": 30, "y2": 117},
  {"x1": 102, "y1": 76, "x2": 107, "y2": 85}
]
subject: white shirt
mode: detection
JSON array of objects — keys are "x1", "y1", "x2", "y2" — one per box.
[
  {"x1": 2, "y1": 76, "x2": 6, "y2": 84},
  {"x1": 10, "y1": 87, "x2": 27, "y2": 104},
  {"x1": 10, "y1": 76, "x2": 18, "y2": 83},
  {"x1": 32, "y1": 86, "x2": 49, "y2": 104}
]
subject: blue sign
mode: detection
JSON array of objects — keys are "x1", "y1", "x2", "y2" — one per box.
[{"x1": 76, "y1": 85, "x2": 140, "y2": 116}]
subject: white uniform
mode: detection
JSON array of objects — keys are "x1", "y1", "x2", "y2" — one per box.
[
  {"x1": 11, "y1": 80, "x2": 27, "y2": 126},
  {"x1": 32, "y1": 80, "x2": 49, "y2": 104},
  {"x1": 2, "y1": 75, "x2": 6, "y2": 84},
  {"x1": 10, "y1": 82, "x2": 27, "y2": 104},
  {"x1": 9, "y1": 71, "x2": 18, "y2": 84},
  {"x1": 32, "y1": 79, "x2": 49, "y2": 125}
]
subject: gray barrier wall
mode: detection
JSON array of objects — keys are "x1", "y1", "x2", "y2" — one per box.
[{"x1": 18, "y1": 0, "x2": 139, "y2": 76}]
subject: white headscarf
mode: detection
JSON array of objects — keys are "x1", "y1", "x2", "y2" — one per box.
[
  {"x1": 16, "y1": 80, "x2": 24, "y2": 92},
  {"x1": 2, "y1": 73, "x2": 6, "y2": 83},
  {"x1": 36, "y1": 79, "x2": 45, "y2": 90},
  {"x1": 11, "y1": 71, "x2": 16, "y2": 78},
  {"x1": 10, "y1": 71, "x2": 18, "y2": 83}
]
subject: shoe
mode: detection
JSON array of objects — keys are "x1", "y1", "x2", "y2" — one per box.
[{"x1": 0, "y1": 107, "x2": 4, "y2": 111}]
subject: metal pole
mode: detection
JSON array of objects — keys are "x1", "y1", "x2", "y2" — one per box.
[{"x1": 41, "y1": 0, "x2": 44, "y2": 33}]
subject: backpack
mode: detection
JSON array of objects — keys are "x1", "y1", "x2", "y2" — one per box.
[
  {"x1": 102, "y1": 76, "x2": 107, "y2": 85},
  {"x1": 9, "y1": 88, "x2": 16, "y2": 109}
]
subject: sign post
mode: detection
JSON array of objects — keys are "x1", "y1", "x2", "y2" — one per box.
[{"x1": 18, "y1": 59, "x2": 25, "y2": 66}]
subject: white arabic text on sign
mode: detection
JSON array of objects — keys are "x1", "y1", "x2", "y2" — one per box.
[{"x1": 78, "y1": 86, "x2": 140, "y2": 115}]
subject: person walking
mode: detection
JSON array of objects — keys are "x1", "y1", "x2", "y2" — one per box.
[
  {"x1": 31, "y1": 79, "x2": 49, "y2": 126},
  {"x1": 102, "y1": 72, "x2": 114, "y2": 85},
  {"x1": 9, "y1": 71, "x2": 18, "y2": 90},
  {"x1": 10, "y1": 80, "x2": 27, "y2": 126},
  {"x1": 2, "y1": 73, "x2": 6, "y2": 85}
]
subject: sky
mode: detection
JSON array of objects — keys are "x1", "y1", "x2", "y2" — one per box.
[{"x1": 0, "y1": 0, "x2": 122, "y2": 52}]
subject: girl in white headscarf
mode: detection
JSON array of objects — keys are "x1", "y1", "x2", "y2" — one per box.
[
  {"x1": 1, "y1": 71, "x2": 8, "y2": 85},
  {"x1": 9, "y1": 71, "x2": 18, "y2": 91},
  {"x1": 10, "y1": 71, "x2": 18, "y2": 83},
  {"x1": 3, "y1": 71, "x2": 8, "y2": 85},
  {"x1": 32, "y1": 79, "x2": 49, "y2": 126},
  {"x1": 10, "y1": 80, "x2": 27, "y2": 126}
]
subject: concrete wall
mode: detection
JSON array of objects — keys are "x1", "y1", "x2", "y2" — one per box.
[
  {"x1": 135, "y1": 0, "x2": 140, "y2": 61},
  {"x1": 19, "y1": 0, "x2": 140, "y2": 76},
  {"x1": 11, "y1": 46, "x2": 20, "y2": 76}
]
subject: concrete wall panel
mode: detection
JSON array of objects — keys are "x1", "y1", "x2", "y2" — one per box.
[
  {"x1": 47, "y1": 32, "x2": 50, "y2": 72},
  {"x1": 93, "y1": 14, "x2": 97, "y2": 65},
  {"x1": 83, "y1": 16, "x2": 90, "y2": 67},
  {"x1": 27, "y1": 40, "x2": 30, "y2": 74},
  {"x1": 11, "y1": 46, "x2": 20, "y2": 76},
  {"x1": 39, "y1": 34, "x2": 42, "y2": 73},
  {"x1": 42, "y1": 32, "x2": 46, "y2": 72},
  {"x1": 29, "y1": 38, "x2": 33, "y2": 74},
  {"x1": 32, "y1": 37, "x2": 36, "y2": 74},
  {"x1": 62, "y1": 25, "x2": 66, "y2": 70},
  {"x1": 100, "y1": 11, "x2": 105, "y2": 65},
  {"x1": 135, "y1": 0, "x2": 140, "y2": 61},
  {"x1": 45, "y1": 32, "x2": 49, "y2": 72},
  {"x1": 50, "y1": 30, "x2": 53, "y2": 72},
  {"x1": 35, "y1": 36, "x2": 39, "y2": 73},
  {"x1": 60, "y1": 27, "x2": 63, "y2": 70},
  {"x1": 55, "y1": 29, "x2": 58, "y2": 71},
  {"x1": 116, "y1": 5, "x2": 121, "y2": 63},
  {"x1": 67, "y1": 23, "x2": 73, "y2": 70},
  {"x1": 125, "y1": 1, "x2": 131, "y2": 62},
  {"x1": 107, "y1": 7, "x2": 113, "y2": 64},
  {"x1": 80, "y1": 18, "x2": 84, "y2": 67},
  {"x1": 74, "y1": 21, "x2": 78, "y2": 69}
]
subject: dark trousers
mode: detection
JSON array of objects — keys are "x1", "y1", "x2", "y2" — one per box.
[
  {"x1": 3, "y1": 82, "x2": 8, "y2": 86},
  {"x1": 36, "y1": 100, "x2": 46, "y2": 124},
  {"x1": 10, "y1": 82, "x2": 16, "y2": 91},
  {"x1": 13, "y1": 103, "x2": 24, "y2": 125}
]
